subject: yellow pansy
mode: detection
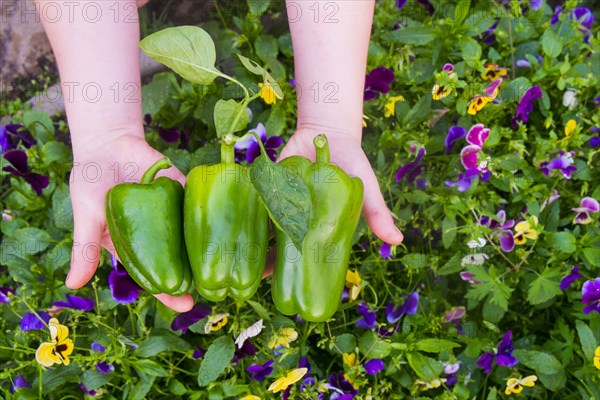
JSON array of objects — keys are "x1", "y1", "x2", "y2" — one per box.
[
  {"x1": 343, "y1": 352, "x2": 358, "y2": 368},
  {"x1": 432, "y1": 84, "x2": 452, "y2": 100},
  {"x1": 565, "y1": 119, "x2": 577, "y2": 137},
  {"x1": 204, "y1": 313, "x2": 229, "y2": 334},
  {"x1": 258, "y1": 82, "x2": 283, "y2": 105},
  {"x1": 384, "y1": 95, "x2": 404, "y2": 117},
  {"x1": 240, "y1": 395, "x2": 261, "y2": 400},
  {"x1": 467, "y1": 95, "x2": 494, "y2": 115},
  {"x1": 514, "y1": 216, "x2": 539, "y2": 245},
  {"x1": 505, "y1": 375, "x2": 537, "y2": 395},
  {"x1": 268, "y1": 327, "x2": 298, "y2": 349},
  {"x1": 594, "y1": 346, "x2": 600, "y2": 370},
  {"x1": 345, "y1": 270, "x2": 362, "y2": 301},
  {"x1": 35, "y1": 318, "x2": 74, "y2": 367},
  {"x1": 268, "y1": 367, "x2": 308, "y2": 393},
  {"x1": 415, "y1": 378, "x2": 446, "y2": 391},
  {"x1": 482, "y1": 64, "x2": 509, "y2": 81}
]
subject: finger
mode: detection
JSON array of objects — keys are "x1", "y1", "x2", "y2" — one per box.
[
  {"x1": 67, "y1": 212, "x2": 104, "y2": 289},
  {"x1": 161, "y1": 166, "x2": 187, "y2": 188},
  {"x1": 154, "y1": 293, "x2": 194, "y2": 312},
  {"x1": 351, "y1": 161, "x2": 404, "y2": 245}
]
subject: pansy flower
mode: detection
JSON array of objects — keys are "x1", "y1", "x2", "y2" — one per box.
[
  {"x1": 477, "y1": 330, "x2": 519, "y2": 374},
  {"x1": 432, "y1": 64, "x2": 456, "y2": 100},
  {"x1": 143, "y1": 114, "x2": 181, "y2": 143},
  {"x1": 445, "y1": 168, "x2": 490, "y2": 192},
  {"x1": 258, "y1": 81, "x2": 283, "y2": 105},
  {"x1": 345, "y1": 270, "x2": 362, "y2": 301},
  {"x1": 233, "y1": 340, "x2": 256, "y2": 363},
  {"x1": 364, "y1": 359, "x2": 385, "y2": 375},
  {"x1": 108, "y1": 255, "x2": 141, "y2": 304},
  {"x1": 80, "y1": 383, "x2": 97, "y2": 396},
  {"x1": 268, "y1": 368, "x2": 308, "y2": 393},
  {"x1": 379, "y1": 242, "x2": 394, "y2": 259},
  {"x1": 550, "y1": 6, "x2": 563, "y2": 25},
  {"x1": 594, "y1": 346, "x2": 600, "y2": 370},
  {"x1": 515, "y1": 55, "x2": 542, "y2": 68},
  {"x1": 560, "y1": 266, "x2": 584, "y2": 291},
  {"x1": 343, "y1": 352, "x2": 358, "y2": 368},
  {"x1": 572, "y1": 197, "x2": 599, "y2": 224},
  {"x1": 0, "y1": 286, "x2": 14, "y2": 303},
  {"x1": 444, "y1": 362, "x2": 460, "y2": 386},
  {"x1": 460, "y1": 271, "x2": 482, "y2": 284},
  {"x1": 460, "y1": 124, "x2": 490, "y2": 171},
  {"x1": 564, "y1": 119, "x2": 577, "y2": 138},
  {"x1": 505, "y1": 375, "x2": 537, "y2": 395},
  {"x1": 479, "y1": 19, "x2": 499, "y2": 44},
  {"x1": 445, "y1": 126, "x2": 466, "y2": 154},
  {"x1": 324, "y1": 373, "x2": 359, "y2": 399},
  {"x1": 171, "y1": 302, "x2": 212, "y2": 334},
  {"x1": 11, "y1": 375, "x2": 31, "y2": 393},
  {"x1": 514, "y1": 216, "x2": 539, "y2": 245},
  {"x1": 481, "y1": 210, "x2": 515, "y2": 252},
  {"x1": 21, "y1": 311, "x2": 51, "y2": 331},
  {"x1": 513, "y1": 86, "x2": 542, "y2": 127},
  {"x1": 96, "y1": 361, "x2": 114, "y2": 374},
  {"x1": 234, "y1": 123, "x2": 282, "y2": 163},
  {"x1": 482, "y1": 64, "x2": 508, "y2": 81},
  {"x1": 356, "y1": 301, "x2": 377, "y2": 330},
  {"x1": 570, "y1": 8, "x2": 594, "y2": 32},
  {"x1": 235, "y1": 319, "x2": 264, "y2": 349},
  {"x1": 2, "y1": 150, "x2": 49, "y2": 196},
  {"x1": 35, "y1": 318, "x2": 75, "y2": 367},
  {"x1": 540, "y1": 150, "x2": 577, "y2": 179},
  {"x1": 268, "y1": 327, "x2": 298, "y2": 349},
  {"x1": 384, "y1": 95, "x2": 404, "y2": 117},
  {"x1": 90, "y1": 342, "x2": 106, "y2": 352},
  {"x1": 563, "y1": 89, "x2": 578, "y2": 109},
  {"x1": 0, "y1": 124, "x2": 36, "y2": 155},
  {"x1": 52, "y1": 294, "x2": 95, "y2": 312},
  {"x1": 582, "y1": 278, "x2": 600, "y2": 314},
  {"x1": 540, "y1": 189, "x2": 560, "y2": 211},
  {"x1": 247, "y1": 359, "x2": 274, "y2": 382},
  {"x1": 204, "y1": 313, "x2": 229, "y2": 334},
  {"x1": 444, "y1": 307, "x2": 466, "y2": 324},
  {"x1": 415, "y1": 378, "x2": 446, "y2": 391},
  {"x1": 396, "y1": 148, "x2": 425, "y2": 185},
  {"x1": 467, "y1": 79, "x2": 502, "y2": 115},
  {"x1": 386, "y1": 292, "x2": 419, "y2": 323},
  {"x1": 192, "y1": 346, "x2": 205, "y2": 359},
  {"x1": 364, "y1": 67, "x2": 394, "y2": 101}
]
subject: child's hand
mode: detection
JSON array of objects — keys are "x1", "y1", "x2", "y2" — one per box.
[
  {"x1": 68, "y1": 134, "x2": 193, "y2": 312},
  {"x1": 279, "y1": 128, "x2": 404, "y2": 245}
]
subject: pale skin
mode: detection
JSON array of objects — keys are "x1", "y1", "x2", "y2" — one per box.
[{"x1": 35, "y1": 0, "x2": 403, "y2": 313}]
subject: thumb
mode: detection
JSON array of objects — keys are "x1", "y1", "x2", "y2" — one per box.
[{"x1": 67, "y1": 211, "x2": 103, "y2": 289}]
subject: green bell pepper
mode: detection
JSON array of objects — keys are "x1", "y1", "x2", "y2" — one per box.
[
  {"x1": 106, "y1": 158, "x2": 192, "y2": 295},
  {"x1": 271, "y1": 134, "x2": 364, "y2": 322},
  {"x1": 184, "y1": 135, "x2": 268, "y2": 302}
]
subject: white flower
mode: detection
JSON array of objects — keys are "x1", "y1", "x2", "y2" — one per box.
[
  {"x1": 562, "y1": 89, "x2": 577, "y2": 109},
  {"x1": 461, "y1": 253, "x2": 489, "y2": 266},
  {"x1": 467, "y1": 238, "x2": 486, "y2": 249},
  {"x1": 234, "y1": 319, "x2": 264, "y2": 349}
]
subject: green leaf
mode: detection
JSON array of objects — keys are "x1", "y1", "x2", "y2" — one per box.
[
  {"x1": 198, "y1": 336, "x2": 235, "y2": 386},
  {"x1": 82, "y1": 370, "x2": 114, "y2": 391},
  {"x1": 437, "y1": 252, "x2": 463, "y2": 275},
  {"x1": 247, "y1": 299, "x2": 271, "y2": 321},
  {"x1": 383, "y1": 26, "x2": 436, "y2": 46},
  {"x1": 265, "y1": 106, "x2": 286, "y2": 137},
  {"x1": 140, "y1": 26, "x2": 220, "y2": 84},
  {"x1": 358, "y1": 331, "x2": 391, "y2": 359},
  {"x1": 442, "y1": 215, "x2": 456, "y2": 248},
  {"x1": 459, "y1": 37, "x2": 482, "y2": 68},
  {"x1": 13, "y1": 228, "x2": 53, "y2": 255},
  {"x1": 37, "y1": 364, "x2": 80, "y2": 392},
  {"x1": 142, "y1": 72, "x2": 177, "y2": 116},
  {"x1": 168, "y1": 379, "x2": 188, "y2": 395},
  {"x1": 465, "y1": 266, "x2": 513, "y2": 311},
  {"x1": 583, "y1": 248, "x2": 600, "y2": 265},
  {"x1": 214, "y1": 99, "x2": 249, "y2": 138},
  {"x1": 414, "y1": 339, "x2": 460, "y2": 353},
  {"x1": 132, "y1": 359, "x2": 169, "y2": 377},
  {"x1": 401, "y1": 253, "x2": 429, "y2": 270},
  {"x1": 247, "y1": 0, "x2": 269, "y2": 15},
  {"x1": 541, "y1": 30, "x2": 562, "y2": 58},
  {"x1": 406, "y1": 352, "x2": 443, "y2": 381},
  {"x1": 42, "y1": 141, "x2": 70, "y2": 165},
  {"x1": 538, "y1": 370, "x2": 566, "y2": 392},
  {"x1": 237, "y1": 54, "x2": 264, "y2": 75},
  {"x1": 334, "y1": 333, "x2": 357, "y2": 353},
  {"x1": 527, "y1": 268, "x2": 562, "y2": 305},
  {"x1": 255, "y1": 35, "x2": 279, "y2": 63},
  {"x1": 575, "y1": 320, "x2": 597, "y2": 360},
  {"x1": 23, "y1": 109, "x2": 54, "y2": 141},
  {"x1": 163, "y1": 148, "x2": 192, "y2": 175},
  {"x1": 134, "y1": 333, "x2": 192, "y2": 358},
  {"x1": 249, "y1": 155, "x2": 312, "y2": 252},
  {"x1": 127, "y1": 376, "x2": 155, "y2": 400},
  {"x1": 512, "y1": 349, "x2": 562, "y2": 375},
  {"x1": 44, "y1": 239, "x2": 72, "y2": 272},
  {"x1": 546, "y1": 232, "x2": 576, "y2": 254},
  {"x1": 454, "y1": 0, "x2": 471, "y2": 25},
  {"x1": 191, "y1": 144, "x2": 221, "y2": 168},
  {"x1": 52, "y1": 183, "x2": 73, "y2": 230},
  {"x1": 486, "y1": 387, "x2": 498, "y2": 400}
]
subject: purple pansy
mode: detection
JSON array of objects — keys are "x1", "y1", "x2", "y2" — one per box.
[
  {"x1": 53, "y1": 294, "x2": 95, "y2": 311},
  {"x1": 445, "y1": 168, "x2": 490, "y2": 192},
  {"x1": 90, "y1": 342, "x2": 106, "y2": 352},
  {"x1": 20, "y1": 311, "x2": 51, "y2": 331},
  {"x1": 97, "y1": 361, "x2": 114, "y2": 374},
  {"x1": 289, "y1": 78, "x2": 296, "y2": 88},
  {"x1": 171, "y1": 303, "x2": 212, "y2": 334},
  {"x1": 513, "y1": 86, "x2": 542, "y2": 128},
  {"x1": 356, "y1": 301, "x2": 377, "y2": 330},
  {"x1": 560, "y1": 266, "x2": 584, "y2": 290},
  {"x1": 395, "y1": 0, "x2": 407, "y2": 9},
  {"x1": 143, "y1": 114, "x2": 180, "y2": 143},
  {"x1": 540, "y1": 151, "x2": 577, "y2": 179},
  {"x1": 444, "y1": 362, "x2": 460, "y2": 386},
  {"x1": 108, "y1": 255, "x2": 141, "y2": 304},
  {"x1": 550, "y1": 6, "x2": 563, "y2": 25},
  {"x1": 2, "y1": 150, "x2": 49, "y2": 196},
  {"x1": 364, "y1": 67, "x2": 394, "y2": 101},
  {"x1": 590, "y1": 136, "x2": 600, "y2": 148},
  {"x1": 192, "y1": 347, "x2": 205, "y2": 359},
  {"x1": 481, "y1": 210, "x2": 515, "y2": 252},
  {"x1": 445, "y1": 126, "x2": 466, "y2": 154},
  {"x1": 460, "y1": 271, "x2": 482, "y2": 284},
  {"x1": 0, "y1": 287, "x2": 14, "y2": 303},
  {"x1": 325, "y1": 373, "x2": 359, "y2": 399},
  {"x1": 0, "y1": 124, "x2": 36, "y2": 155},
  {"x1": 572, "y1": 197, "x2": 599, "y2": 224},
  {"x1": 386, "y1": 292, "x2": 419, "y2": 324},
  {"x1": 11, "y1": 375, "x2": 31, "y2": 393},
  {"x1": 480, "y1": 19, "x2": 499, "y2": 44},
  {"x1": 396, "y1": 148, "x2": 425, "y2": 185},
  {"x1": 516, "y1": 55, "x2": 543, "y2": 68},
  {"x1": 540, "y1": 189, "x2": 560, "y2": 211},
  {"x1": 80, "y1": 383, "x2": 97, "y2": 396},
  {"x1": 364, "y1": 359, "x2": 385, "y2": 375},
  {"x1": 247, "y1": 360, "x2": 274, "y2": 382},
  {"x1": 234, "y1": 123, "x2": 282, "y2": 163},
  {"x1": 582, "y1": 278, "x2": 600, "y2": 314},
  {"x1": 529, "y1": 0, "x2": 542, "y2": 10},
  {"x1": 233, "y1": 340, "x2": 257, "y2": 363},
  {"x1": 570, "y1": 8, "x2": 594, "y2": 31},
  {"x1": 477, "y1": 330, "x2": 519, "y2": 374},
  {"x1": 444, "y1": 307, "x2": 466, "y2": 323},
  {"x1": 379, "y1": 242, "x2": 392, "y2": 259}
]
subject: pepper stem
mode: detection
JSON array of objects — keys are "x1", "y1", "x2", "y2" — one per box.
[
  {"x1": 221, "y1": 133, "x2": 236, "y2": 164},
  {"x1": 140, "y1": 158, "x2": 173, "y2": 184},
  {"x1": 314, "y1": 134, "x2": 330, "y2": 163}
]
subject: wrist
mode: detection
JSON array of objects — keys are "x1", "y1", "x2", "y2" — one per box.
[{"x1": 72, "y1": 129, "x2": 145, "y2": 162}]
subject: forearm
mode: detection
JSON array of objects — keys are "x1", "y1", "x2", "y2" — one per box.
[
  {"x1": 287, "y1": 0, "x2": 374, "y2": 140},
  {"x1": 35, "y1": 0, "x2": 144, "y2": 155}
]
